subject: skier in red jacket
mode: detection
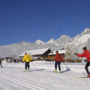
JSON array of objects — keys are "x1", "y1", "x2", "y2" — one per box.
[
  {"x1": 54, "y1": 51, "x2": 63, "y2": 73},
  {"x1": 75, "y1": 47, "x2": 90, "y2": 77}
]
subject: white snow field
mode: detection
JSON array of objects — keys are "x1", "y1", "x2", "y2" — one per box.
[{"x1": 0, "y1": 61, "x2": 90, "y2": 90}]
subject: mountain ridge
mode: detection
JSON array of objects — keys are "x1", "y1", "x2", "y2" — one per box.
[{"x1": 0, "y1": 28, "x2": 90, "y2": 57}]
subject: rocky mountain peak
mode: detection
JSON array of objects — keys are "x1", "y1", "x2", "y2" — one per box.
[
  {"x1": 47, "y1": 38, "x2": 55, "y2": 43},
  {"x1": 35, "y1": 40, "x2": 45, "y2": 45},
  {"x1": 81, "y1": 28, "x2": 90, "y2": 35}
]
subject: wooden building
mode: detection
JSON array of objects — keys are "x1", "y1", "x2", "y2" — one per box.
[
  {"x1": 19, "y1": 48, "x2": 51, "y2": 61},
  {"x1": 47, "y1": 50, "x2": 66, "y2": 61}
]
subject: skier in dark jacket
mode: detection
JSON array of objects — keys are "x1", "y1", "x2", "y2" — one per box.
[
  {"x1": 0, "y1": 59, "x2": 2, "y2": 68},
  {"x1": 54, "y1": 51, "x2": 63, "y2": 73},
  {"x1": 75, "y1": 47, "x2": 90, "y2": 77}
]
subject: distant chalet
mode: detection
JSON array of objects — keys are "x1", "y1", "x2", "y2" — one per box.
[{"x1": 19, "y1": 48, "x2": 66, "y2": 61}]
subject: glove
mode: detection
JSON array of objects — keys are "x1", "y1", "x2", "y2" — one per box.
[{"x1": 75, "y1": 53, "x2": 78, "y2": 55}]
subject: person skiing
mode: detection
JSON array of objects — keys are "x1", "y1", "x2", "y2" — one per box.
[
  {"x1": 54, "y1": 51, "x2": 63, "y2": 73},
  {"x1": 75, "y1": 47, "x2": 90, "y2": 77},
  {"x1": 0, "y1": 60, "x2": 2, "y2": 68},
  {"x1": 0, "y1": 56, "x2": 3, "y2": 68},
  {"x1": 23, "y1": 52, "x2": 32, "y2": 72}
]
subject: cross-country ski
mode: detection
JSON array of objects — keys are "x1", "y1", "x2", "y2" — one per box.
[{"x1": 75, "y1": 76, "x2": 89, "y2": 78}]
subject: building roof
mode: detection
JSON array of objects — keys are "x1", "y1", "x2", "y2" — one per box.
[
  {"x1": 49, "y1": 50, "x2": 66, "y2": 55},
  {"x1": 19, "y1": 48, "x2": 51, "y2": 56}
]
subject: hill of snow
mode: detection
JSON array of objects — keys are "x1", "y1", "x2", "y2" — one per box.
[{"x1": 0, "y1": 61, "x2": 90, "y2": 90}]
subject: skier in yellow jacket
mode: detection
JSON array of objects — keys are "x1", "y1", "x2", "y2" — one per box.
[{"x1": 23, "y1": 52, "x2": 32, "y2": 71}]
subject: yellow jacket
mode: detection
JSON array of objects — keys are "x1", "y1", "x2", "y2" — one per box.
[{"x1": 23, "y1": 54, "x2": 32, "y2": 62}]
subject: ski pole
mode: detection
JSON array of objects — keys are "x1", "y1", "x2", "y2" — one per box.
[
  {"x1": 81, "y1": 58, "x2": 86, "y2": 66},
  {"x1": 63, "y1": 62, "x2": 70, "y2": 70},
  {"x1": 31, "y1": 61, "x2": 39, "y2": 70}
]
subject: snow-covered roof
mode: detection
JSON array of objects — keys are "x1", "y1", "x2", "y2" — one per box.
[
  {"x1": 49, "y1": 50, "x2": 66, "y2": 55},
  {"x1": 19, "y1": 48, "x2": 50, "y2": 56}
]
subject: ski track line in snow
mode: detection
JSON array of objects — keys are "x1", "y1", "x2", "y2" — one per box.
[
  {"x1": 3, "y1": 75, "x2": 43, "y2": 90},
  {"x1": 2, "y1": 74, "x2": 51, "y2": 90},
  {"x1": 0, "y1": 71, "x2": 53, "y2": 90},
  {"x1": 8, "y1": 72, "x2": 52, "y2": 90}
]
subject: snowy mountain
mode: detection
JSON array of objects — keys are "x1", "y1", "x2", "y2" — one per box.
[
  {"x1": 81, "y1": 28, "x2": 90, "y2": 35},
  {"x1": 69, "y1": 34, "x2": 90, "y2": 46},
  {"x1": 56, "y1": 35, "x2": 72, "y2": 48},
  {"x1": 68, "y1": 28, "x2": 90, "y2": 53},
  {"x1": 46, "y1": 38, "x2": 59, "y2": 46},
  {"x1": 0, "y1": 28, "x2": 90, "y2": 57},
  {"x1": 0, "y1": 42, "x2": 38, "y2": 57},
  {"x1": 47, "y1": 38, "x2": 55, "y2": 44},
  {"x1": 35, "y1": 40, "x2": 45, "y2": 45}
]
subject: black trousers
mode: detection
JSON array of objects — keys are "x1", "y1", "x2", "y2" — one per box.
[
  {"x1": 25, "y1": 62, "x2": 30, "y2": 70},
  {"x1": 85, "y1": 62, "x2": 90, "y2": 74},
  {"x1": 55, "y1": 61, "x2": 61, "y2": 71}
]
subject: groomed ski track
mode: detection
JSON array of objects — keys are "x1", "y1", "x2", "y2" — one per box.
[
  {"x1": 0, "y1": 61, "x2": 90, "y2": 90},
  {"x1": 0, "y1": 70, "x2": 53, "y2": 90}
]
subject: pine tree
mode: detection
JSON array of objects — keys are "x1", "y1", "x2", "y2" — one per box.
[
  {"x1": 86, "y1": 39, "x2": 90, "y2": 50},
  {"x1": 65, "y1": 45, "x2": 72, "y2": 62}
]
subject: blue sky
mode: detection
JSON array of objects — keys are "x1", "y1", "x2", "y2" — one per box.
[{"x1": 0, "y1": 0, "x2": 90, "y2": 45}]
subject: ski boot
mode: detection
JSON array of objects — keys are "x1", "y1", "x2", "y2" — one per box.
[
  {"x1": 58, "y1": 70, "x2": 62, "y2": 73},
  {"x1": 54, "y1": 70, "x2": 57, "y2": 72},
  {"x1": 24, "y1": 69, "x2": 27, "y2": 72}
]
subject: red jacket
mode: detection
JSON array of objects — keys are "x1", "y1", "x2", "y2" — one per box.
[
  {"x1": 77, "y1": 50, "x2": 90, "y2": 62},
  {"x1": 55, "y1": 53, "x2": 63, "y2": 62}
]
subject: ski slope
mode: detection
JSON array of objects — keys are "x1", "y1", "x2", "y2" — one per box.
[{"x1": 0, "y1": 61, "x2": 90, "y2": 90}]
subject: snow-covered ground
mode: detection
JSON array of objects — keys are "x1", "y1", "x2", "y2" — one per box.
[{"x1": 0, "y1": 61, "x2": 90, "y2": 90}]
